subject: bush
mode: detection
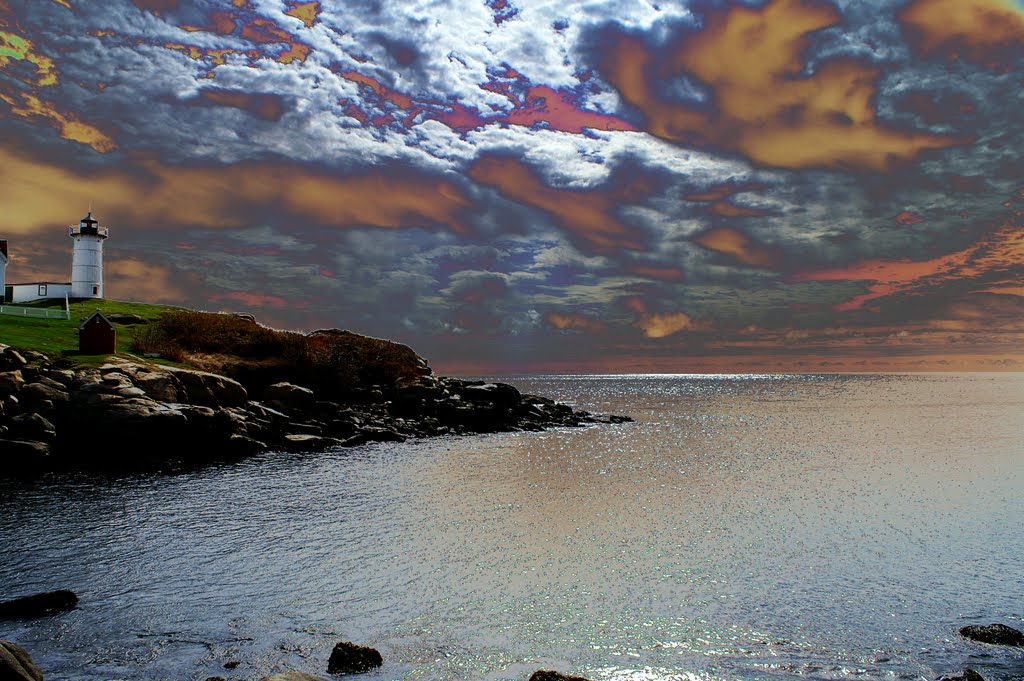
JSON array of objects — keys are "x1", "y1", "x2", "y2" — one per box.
[{"x1": 130, "y1": 311, "x2": 428, "y2": 396}]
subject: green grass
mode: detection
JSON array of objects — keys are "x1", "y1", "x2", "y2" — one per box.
[{"x1": 0, "y1": 299, "x2": 181, "y2": 360}]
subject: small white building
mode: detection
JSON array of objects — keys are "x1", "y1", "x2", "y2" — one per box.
[{"x1": 1, "y1": 212, "x2": 108, "y2": 304}]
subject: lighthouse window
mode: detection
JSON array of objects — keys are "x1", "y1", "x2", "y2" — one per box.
[
  {"x1": 93, "y1": 286, "x2": 98, "y2": 295},
  {"x1": 38, "y1": 284, "x2": 47, "y2": 296}
]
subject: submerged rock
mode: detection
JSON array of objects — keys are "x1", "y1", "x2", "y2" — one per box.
[
  {"x1": 959, "y1": 623, "x2": 1024, "y2": 647},
  {"x1": 938, "y1": 670, "x2": 985, "y2": 681},
  {"x1": 326, "y1": 641, "x2": 383, "y2": 674},
  {"x1": 0, "y1": 640, "x2": 44, "y2": 681},
  {"x1": 0, "y1": 590, "x2": 78, "y2": 620},
  {"x1": 529, "y1": 671, "x2": 594, "y2": 681}
]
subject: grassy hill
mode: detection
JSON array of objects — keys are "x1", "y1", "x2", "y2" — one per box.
[
  {"x1": 0, "y1": 299, "x2": 179, "y2": 358},
  {"x1": 0, "y1": 299, "x2": 429, "y2": 398}
]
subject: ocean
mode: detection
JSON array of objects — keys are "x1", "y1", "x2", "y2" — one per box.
[{"x1": 1, "y1": 373, "x2": 1022, "y2": 681}]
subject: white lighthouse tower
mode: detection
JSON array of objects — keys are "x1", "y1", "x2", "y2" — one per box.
[{"x1": 69, "y1": 211, "x2": 108, "y2": 299}]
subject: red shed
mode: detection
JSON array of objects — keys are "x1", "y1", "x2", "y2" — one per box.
[{"x1": 79, "y1": 310, "x2": 116, "y2": 354}]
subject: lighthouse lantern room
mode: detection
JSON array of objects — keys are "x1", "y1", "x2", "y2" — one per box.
[{"x1": 69, "y1": 211, "x2": 108, "y2": 299}]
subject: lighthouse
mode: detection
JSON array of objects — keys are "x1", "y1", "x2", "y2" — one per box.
[{"x1": 69, "y1": 211, "x2": 108, "y2": 299}]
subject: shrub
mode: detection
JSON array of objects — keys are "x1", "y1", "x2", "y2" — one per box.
[{"x1": 130, "y1": 311, "x2": 428, "y2": 396}]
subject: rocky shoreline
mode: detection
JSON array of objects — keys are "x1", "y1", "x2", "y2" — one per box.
[
  {"x1": 3, "y1": 614, "x2": 1023, "y2": 681},
  {"x1": 0, "y1": 343, "x2": 630, "y2": 474}
]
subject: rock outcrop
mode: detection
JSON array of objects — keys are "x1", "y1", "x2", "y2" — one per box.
[
  {"x1": 0, "y1": 640, "x2": 43, "y2": 681},
  {"x1": 0, "y1": 342, "x2": 631, "y2": 473},
  {"x1": 959, "y1": 623, "x2": 1024, "y2": 647},
  {"x1": 0, "y1": 590, "x2": 78, "y2": 620},
  {"x1": 326, "y1": 641, "x2": 383, "y2": 674},
  {"x1": 938, "y1": 670, "x2": 985, "y2": 681},
  {"x1": 529, "y1": 671, "x2": 594, "y2": 681}
]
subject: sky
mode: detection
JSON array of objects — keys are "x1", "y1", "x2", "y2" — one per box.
[{"x1": 0, "y1": 0, "x2": 1022, "y2": 374}]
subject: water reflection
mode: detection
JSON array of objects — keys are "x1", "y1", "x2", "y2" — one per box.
[{"x1": 0, "y1": 374, "x2": 1022, "y2": 680}]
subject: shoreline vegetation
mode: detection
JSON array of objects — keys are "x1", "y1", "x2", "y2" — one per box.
[{"x1": 0, "y1": 300, "x2": 630, "y2": 474}]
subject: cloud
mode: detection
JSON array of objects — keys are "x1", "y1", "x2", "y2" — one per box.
[
  {"x1": 790, "y1": 220, "x2": 1024, "y2": 312},
  {"x1": 0, "y1": 142, "x2": 475, "y2": 236},
  {"x1": 546, "y1": 311, "x2": 607, "y2": 332},
  {"x1": 899, "y1": 0, "x2": 1024, "y2": 69},
  {"x1": 468, "y1": 153, "x2": 665, "y2": 255},
  {"x1": 590, "y1": 0, "x2": 968, "y2": 171},
  {"x1": 635, "y1": 311, "x2": 710, "y2": 339},
  {"x1": 691, "y1": 226, "x2": 782, "y2": 269}
]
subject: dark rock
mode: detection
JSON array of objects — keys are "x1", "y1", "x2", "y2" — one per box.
[
  {"x1": 326, "y1": 641, "x2": 383, "y2": 674},
  {"x1": 1, "y1": 395, "x2": 19, "y2": 417},
  {"x1": 0, "y1": 348, "x2": 27, "y2": 371},
  {"x1": 938, "y1": 670, "x2": 985, "y2": 681},
  {"x1": 282, "y1": 434, "x2": 343, "y2": 452},
  {"x1": 9, "y1": 414, "x2": 56, "y2": 443},
  {"x1": 226, "y1": 434, "x2": 266, "y2": 457},
  {"x1": 163, "y1": 366, "x2": 248, "y2": 408},
  {"x1": 17, "y1": 350, "x2": 48, "y2": 365},
  {"x1": 204, "y1": 677, "x2": 226, "y2": 681},
  {"x1": 0, "y1": 440, "x2": 51, "y2": 473},
  {"x1": 18, "y1": 378, "x2": 69, "y2": 405},
  {"x1": 455, "y1": 381, "x2": 521, "y2": 407},
  {"x1": 223, "y1": 660, "x2": 240, "y2": 669},
  {"x1": 265, "y1": 382, "x2": 316, "y2": 412},
  {"x1": 0, "y1": 371, "x2": 25, "y2": 397},
  {"x1": 0, "y1": 590, "x2": 78, "y2": 620},
  {"x1": 0, "y1": 640, "x2": 44, "y2": 681},
  {"x1": 959, "y1": 623, "x2": 1024, "y2": 647},
  {"x1": 260, "y1": 673, "x2": 331, "y2": 681},
  {"x1": 529, "y1": 671, "x2": 594, "y2": 681}
]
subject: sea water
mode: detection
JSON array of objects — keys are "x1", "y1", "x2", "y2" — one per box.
[{"x1": 0, "y1": 373, "x2": 1022, "y2": 681}]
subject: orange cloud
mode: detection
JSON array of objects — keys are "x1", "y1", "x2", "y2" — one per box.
[
  {"x1": 0, "y1": 143, "x2": 475, "y2": 237},
  {"x1": 209, "y1": 291, "x2": 294, "y2": 309},
  {"x1": 106, "y1": 257, "x2": 192, "y2": 304},
  {"x1": 0, "y1": 20, "x2": 115, "y2": 152},
  {"x1": 625, "y1": 264, "x2": 684, "y2": 282},
  {"x1": 0, "y1": 92, "x2": 116, "y2": 152},
  {"x1": 692, "y1": 226, "x2": 781, "y2": 268},
  {"x1": 597, "y1": 0, "x2": 966, "y2": 171},
  {"x1": 635, "y1": 311, "x2": 710, "y2": 338},
  {"x1": 284, "y1": 1, "x2": 322, "y2": 28},
  {"x1": 196, "y1": 89, "x2": 285, "y2": 121},
  {"x1": 468, "y1": 155, "x2": 646, "y2": 254},
  {"x1": 899, "y1": 0, "x2": 1024, "y2": 69},
  {"x1": 791, "y1": 223, "x2": 1024, "y2": 311},
  {"x1": 546, "y1": 311, "x2": 607, "y2": 332}
]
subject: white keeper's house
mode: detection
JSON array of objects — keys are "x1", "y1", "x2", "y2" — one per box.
[{"x1": 0, "y1": 211, "x2": 109, "y2": 304}]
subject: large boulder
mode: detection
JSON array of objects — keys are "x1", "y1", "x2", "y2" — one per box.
[
  {"x1": 959, "y1": 623, "x2": 1024, "y2": 647},
  {"x1": 0, "y1": 372, "x2": 24, "y2": 397},
  {"x1": 0, "y1": 590, "x2": 78, "y2": 620},
  {"x1": 454, "y1": 381, "x2": 522, "y2": 407},
  {"x1": 162, "y1": 366, "x2": 247, "y2": 408},
  {"x1": 0, "y1": 348, "x2": 27, "y2": 372},
  {"x1": 0, "y1": 440, "x2": 51, "y2": 474},
  {"x1": 264, "y1": 382, "x2": 316, "y2": 412},
  {"x1": 938, "y1": 670, "x2": 985, "y2": 681},
  {"x1": 529, "y1": 672, "x2": 593, "y2": 681},
  {"x1": 326, "y1": 641, "x2": 383, "y2": 674},
  {"x1": 0, "y1": 640, "x2": 43, "y2": 681},
  {"x1": 8, "y1": 415, "x2": 56, "y2": 443},
  {"x1": 18, "y1": 382, "x2": 68, "y2": 409}
]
